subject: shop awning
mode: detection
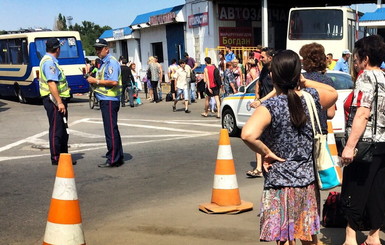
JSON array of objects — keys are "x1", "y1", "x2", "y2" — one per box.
[
  {"x1": 99, "y1": 27, "x2": 134, "y2": 41},
  {"x1": 129, "y1": 4, "x2": 184, "y2": 30},
  {"x1": 359, "y1": 7, "x2": 385, "y2": 27}
]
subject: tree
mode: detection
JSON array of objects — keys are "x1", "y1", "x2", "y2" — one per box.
[
  {"x1": 55, "y1": 14, "x2": 111, "y2": 56},
  {"x1": 69, "y1": 21, "x2": 111, "y2": 56},
  {"x1": 55, "y1": 13, "x2": 67, "y2": 31}
]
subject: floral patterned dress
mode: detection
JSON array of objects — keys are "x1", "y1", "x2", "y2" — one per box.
[{"x1": 259, "y1": 88, "x2": 321, "y2": 242}]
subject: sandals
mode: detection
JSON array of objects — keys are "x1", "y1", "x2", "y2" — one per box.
[
  {"x1": 201, "y1": 113, "x2": 208, "y2": 117},
  {"x1": 246, "y1": 169, "x2": 263, "y2": 178}
]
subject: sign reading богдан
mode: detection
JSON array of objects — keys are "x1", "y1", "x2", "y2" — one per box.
[{"x1": 219, "y1": 27, "x2": 253, "y2": 46}]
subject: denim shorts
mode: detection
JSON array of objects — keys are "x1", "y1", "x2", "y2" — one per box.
[{"x1": 176, "y1": 88, "x2": 189, "y2": 101}]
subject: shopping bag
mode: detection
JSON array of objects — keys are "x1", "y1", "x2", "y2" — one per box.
[{"x1": 303, "y1": 91, "x2": 342, "y2": 190}]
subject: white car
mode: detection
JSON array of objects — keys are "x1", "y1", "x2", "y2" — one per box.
[{"x1": 221, "y1": 71, "x2": 353, "y2": 139}]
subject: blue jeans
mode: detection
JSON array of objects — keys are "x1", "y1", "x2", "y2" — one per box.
[
  {"x1": 190, "y1": 82, "x2": 196, "y2": 101},
  {"x1": 127, "y1": 86, "x2": 135, "y2": 107}
]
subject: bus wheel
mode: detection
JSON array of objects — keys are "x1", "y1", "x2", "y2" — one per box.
[{"x1": 15, "y1": 85, "x2": 26, "y2": 103}]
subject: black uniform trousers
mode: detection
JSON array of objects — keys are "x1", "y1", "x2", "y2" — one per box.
[
  {"x1": 42, "y1": 96, "x2": 68, "y2": 164},
  {"x1": 100, "y1": 100, "x2": 124, "y2": 165},
  {"x1": 341, "y1": 154, "x2": 385, "y2": 231}
]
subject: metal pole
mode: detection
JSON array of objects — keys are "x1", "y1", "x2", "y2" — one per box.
[{"x1": 262, "y1": 0, "x2": 269, "y2": 47}]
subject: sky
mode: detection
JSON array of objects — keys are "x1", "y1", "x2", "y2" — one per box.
[
  {"x1": 0, "y1": 0, "x2": 185, "y2": 31},
  {"x1": 0, "y1": 1, "x2": 381, "y2": 31}
]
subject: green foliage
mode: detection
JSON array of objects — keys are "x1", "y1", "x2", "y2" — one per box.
[
  {"x1": 56, "y1": 13, "x2": 67, "y2": 31},
  {"x1": 57, "y1": 13, "x2": 111, "y2": 56}
]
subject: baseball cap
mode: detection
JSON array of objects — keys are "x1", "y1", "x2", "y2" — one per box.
[
  {"x1": 342, "y1": 49, "x2": 352, "y2": 55},
  {"x1": 46, "y1": 38, "x2": 61, "y2": 49},
  {"x1": 93, "y1": 38, "x2": 108, "y2": 48}
]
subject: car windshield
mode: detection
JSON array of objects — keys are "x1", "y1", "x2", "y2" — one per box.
[
  {"x1": 325, "y1": 72, "x2": 354, "y2": 90},
  {"x1": 246, "y1": 80, "x2": 256, "y2": 94}
]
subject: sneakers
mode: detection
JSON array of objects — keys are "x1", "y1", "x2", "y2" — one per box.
[
  {"x1": 185, "y1": 109, "x2": 191, "y2": 113},
  {"x1": 172, "y1": 105, "x2": 176, "y2": 112}
]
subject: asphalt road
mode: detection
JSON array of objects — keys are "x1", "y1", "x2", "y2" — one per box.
[{"x1": 0, "y1": 94, "x2": 383, "y2": 245}]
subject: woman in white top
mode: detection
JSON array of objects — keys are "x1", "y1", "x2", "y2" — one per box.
[{"x1": 129, "y1": 63, "x2": 142, "y2": 105}]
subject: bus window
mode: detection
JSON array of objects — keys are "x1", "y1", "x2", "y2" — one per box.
[
  {"x1": 0, "y1": 39, "x2": 9, "y2": 64},
  {"x1": 288, "y1": 9, "x2": 343, "y2": 40},
  {"x1": 9, "y1": 38, "x2": 28, "y2": 64},
  {"x1": 35, "y1": 37, "x2": 79, "y2": 60}
]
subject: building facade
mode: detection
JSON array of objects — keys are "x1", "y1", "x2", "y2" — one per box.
[{"x1": 100, "y1": 1, "x2": 290, "y2": 78}]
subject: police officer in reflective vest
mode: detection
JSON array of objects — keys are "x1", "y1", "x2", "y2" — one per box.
[
  {"x1": 39, "y1": 37, "x2": 72, "y2": 165},
  {"x1": 87, "y1": 38, "x2": 124, "y2": 168}
]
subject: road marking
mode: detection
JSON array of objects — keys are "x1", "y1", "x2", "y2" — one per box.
[
  {"x1": 0, "y1": 131, "x2": 48, "y2": 153},
  {"x1": 0, "y1": 118, "x2": 220, "y2": 162}
]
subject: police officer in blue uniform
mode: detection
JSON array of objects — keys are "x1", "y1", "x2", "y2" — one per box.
[
  {"x1": 87, "y1": 39, "x2": 124, "y2": 168},
  {"x1": 39, "y1": 37, "x2": 74, "y2": 165}
]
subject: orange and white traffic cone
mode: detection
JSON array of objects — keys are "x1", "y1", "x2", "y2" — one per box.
[
  {"x1": 43, "y1": 153, "x2": 85, "y2": 245},
  {"x1": 327, "y1": 121, "x2": 343, "y2": 183},
  {"x1": 199, "y1": 129, "x2": 253, "y2": 214}
]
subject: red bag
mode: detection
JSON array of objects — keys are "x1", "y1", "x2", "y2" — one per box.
[{"x1": 322, "y1": 191, "x2": 347, "y2": 227}]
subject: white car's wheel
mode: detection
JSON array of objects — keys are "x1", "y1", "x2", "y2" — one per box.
[{"x1": 222, "y1": 108, "x2": 240, "y2": 137}]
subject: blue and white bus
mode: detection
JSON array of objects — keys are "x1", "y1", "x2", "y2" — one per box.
[{"x1": 0, "y1": 31, "x2": 89, "y2": 103}]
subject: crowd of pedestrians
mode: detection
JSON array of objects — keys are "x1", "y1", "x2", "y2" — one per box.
[{"x1": 39, "y1": 32, "x2": 385, "y2": 244}]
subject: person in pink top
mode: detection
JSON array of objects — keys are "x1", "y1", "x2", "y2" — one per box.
[
  {"x1": 245, "y1": 59, "x2": 260, "y2": 86},
  {"x1": 201, "y1": 57, "x2": 221, "y2": 118}
]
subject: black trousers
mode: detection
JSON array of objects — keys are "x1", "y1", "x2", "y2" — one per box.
[
  {"x1": 121, "y1": 83, "x2": 128, "y2": 105},
  {"x1": 42, "y1": 96, "x2": 68, "y2": 164},
  {"x1": 100, "y1": 100, "x2": 124, "y2": 165},
  {"x1": 150, "y1": 80, "x2": 159, "y2": 102},
  {"x1": 341, "y1": 154, "x2": 385, "y2": 230}
]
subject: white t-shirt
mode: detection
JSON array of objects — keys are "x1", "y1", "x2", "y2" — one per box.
[{"x1": 173, "y1": 66, "x2": 188, "y2": 89}]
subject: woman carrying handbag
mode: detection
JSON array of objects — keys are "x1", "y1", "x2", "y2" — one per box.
[
  {"x1": 241, "y1": 50, "x2": 337, "y2": 245},
  {"x1": 340, "y1": 35, "x2": 385, "y2": 245}
]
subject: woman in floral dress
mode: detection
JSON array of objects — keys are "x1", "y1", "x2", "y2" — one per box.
[{"x1": 241, "y1": 50, "x2": 337, "y2": 245}]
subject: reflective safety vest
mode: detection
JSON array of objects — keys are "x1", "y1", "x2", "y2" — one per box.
[
  {"x1": 94, "y1": 56, "x2": 122, "y2": 97},
  {"x1": 39, "y1": 55, "x2": 70, "y2": 98}
]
